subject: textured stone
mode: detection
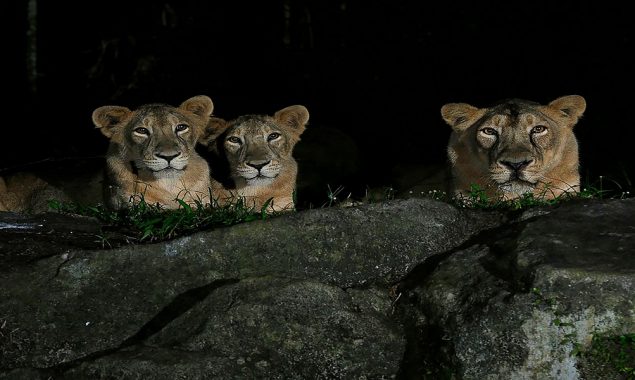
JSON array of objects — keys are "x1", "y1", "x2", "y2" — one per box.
[
  {"x1": 408, "y1": 198, "x2": 635, "y2": 379},
  {"x1": 0, "y1": 198, "x2": 500, "y2": 377},
  {"x1": 2, "y1": 198, "x2": 633, "y2": 378}
]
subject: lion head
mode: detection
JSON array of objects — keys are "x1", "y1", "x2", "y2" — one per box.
[
  {"x1": 204, "y1": 105, "x2": 309, "y2": 212},
  {"x1": 92, "y1": 95, "x2": 214, "y2": 209},
  {"x1": 441, "y1": 95, "x2": 586, "y2": 201}
]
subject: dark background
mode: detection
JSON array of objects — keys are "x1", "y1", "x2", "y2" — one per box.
[{"x1": 5, "y1": 1, "x2": 635, "y2": 206}]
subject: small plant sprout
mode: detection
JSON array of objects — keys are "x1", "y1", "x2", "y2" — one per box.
[{"x1": 324, "y1": 184, "x2": 346, "y2": 207}]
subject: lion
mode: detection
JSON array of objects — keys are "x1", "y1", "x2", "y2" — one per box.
[
  {"x1": 0, "y1": 159, "x2": 104, "y2": 214},
  {"x1": 92, "y1": 95, "x2": 214, "y2": 210},
  {"x1": 440, "y1": 95, "x2": 586, "y2": 201},
  {"x1": 203, "y1": 105, "x2": 309, "y2": 213},
  {"x1": 0, "y1": 173, "x2": 60, "y2": 213}
]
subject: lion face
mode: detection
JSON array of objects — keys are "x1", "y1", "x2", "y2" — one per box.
[
  {"x1": 208, "y1": 105, "x2": 309, "y2": 188},
  {"x1": 123, "y1": 107, "x2": 199, "y2": 178},
  {"x1": 202, "y1": 105, "x2": 309, "y2": 212},
  {"x1": 224, "y1": 117, "x2": 290, "y2": 185},
  {"x1": 442, "y1": 95, "x2": 586, "y2": 200},
  {"x1": 93, "y1": 96, "x2": 213, "y2": 179}
]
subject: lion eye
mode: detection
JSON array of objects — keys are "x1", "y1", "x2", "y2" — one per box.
[
  {"x1": 480, "y1": 127, "x2": 498, "y2": 136},
  {"x1": 175, "y1": 124, "x2": 189, "y2": 133},
  {"x1": 531, "y1": 125, "x2": 547, "y2": 134},
  {"x1": 134, "y1": 127, "x2": 150, "y2": 135},
  {"x1": 227, "y1": 136, "x2": 242, "y2": 144},
  {"x1": 267, "y1": 132, "x2": 281, "y2": 141}
]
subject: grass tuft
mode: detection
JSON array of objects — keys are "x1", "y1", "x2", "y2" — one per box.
[
  {"x1": 313, "y1": 174, "x2": 633, "y2": 212},
  {"x1": 47, "y1": 194, "x2": 273, "y2": 244},
  {"x1": 445, "y1": 179, "x2": 631, "y2": 211}
]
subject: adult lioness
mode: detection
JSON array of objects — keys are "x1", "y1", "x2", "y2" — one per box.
[
  {"x1": 204, "y1": 105, "x2": 309, "y2": 213},
  {"x1": 92, "y1": 95, "x2": 214, "y2": 210},
  {"x1": 441, "y1": 95, "x2": 586, "y2": 201}
]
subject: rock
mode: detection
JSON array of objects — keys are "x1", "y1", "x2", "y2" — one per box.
[
  {"x1": 0, "y1": 212, "x2": 115, "y2": 265},
  {"x1": 0, "y1": 198, "x2": 502, "y2": 378},
  {"x1": 404, "y1": 198, "x2": 635, "y2": 379},
  {"x1": 1, "y1": 197, "x2": 633, "y2": 378},
  {"x1": 66, "y1": 278, "x2": 404, "y2": 379}
]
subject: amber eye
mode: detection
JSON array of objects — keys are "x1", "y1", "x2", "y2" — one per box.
[
  {"x1": 267, "y1": 132, "x2": 281, "y2": 141},
  {"x1": 175, "y1": 124, "x2": 189, "y2": 132},
  {"x1": 531, "y1": 125, "x2": 547, "y2": 134},
  {"x1": 480, "y1": 127, "x2": 498, "y2": 136},
  {"x1": 227, "y1": 136, "x2": 242, "y2": 144},
  {"x1": 134, "y1": 127, "x2": 150, "y2": 135}
]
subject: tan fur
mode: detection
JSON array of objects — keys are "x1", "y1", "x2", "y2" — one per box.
[
  {"x1": 0, "y1": 177, "x2": 7, "y2": 211},
  {"x1": 203, "y1": 105, "x2": 309, "y2": 213},
  {"x1": 0, "y1": 174, "x2": 48, "y2": 212},
  {"x1": 92, "y1": 95, "x2": 214, "y2": 210},
  {"x1": 0, "y1": 155, "x2": 106, "y2": 214},
  {"x1": 440, "y1": 95, "x2": 586, "y2": 201}
]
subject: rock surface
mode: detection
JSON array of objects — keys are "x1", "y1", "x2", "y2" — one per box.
[{"x1": 1, "y1": 197, "x2": 634, "y2": 379}]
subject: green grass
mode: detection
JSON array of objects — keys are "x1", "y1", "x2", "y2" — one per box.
[
  {"x1": 450, "y1": 184, "x2": 598, "y2": 210},
  {"x1": 584, "y1": 333, "x2": 635, "y2": 378},
  {"x1": 47, "y1": 194, "x2": 274, "y2": 244},
  {"x1": 398, "y1": 182, "x2": 626, "y2": 211},
  {"x1": 45, "y1": 174, "x2": 632, "y2": 245},
  {"x1": 439, "y1": 178, "x2": 631, "y2": 211},
  {"x1": 309, "y1": 175, "x2": 632, "y2": 212}
]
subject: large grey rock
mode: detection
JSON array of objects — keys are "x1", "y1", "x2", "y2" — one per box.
[
  {"x1": 64, "y1": 278, "x2": 403, "y2": 379},
  {"x1": 0, "y1": 198, "x2": 501, "y2": 378},
  {"x1": 0, "y1": 212, "x2": 112, "y2": 265},
  {"x1": 406, "y1": 198, "x2": 635, "y2": 379},
  {"x1": 2, "y1": 197, "x2": 633, "y2": 379}
]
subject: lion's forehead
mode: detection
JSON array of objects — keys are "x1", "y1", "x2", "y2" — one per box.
[
  {"x1": 141, "y1": 114, "x2": 181, "y2": 128},
  {"x1": 230, "y1": 117, "x2": 284, "y2": 138},
  {"x1": 483, "y1": 107, "x2": 550, "y2": 129},
  {"x1": 129, "y1": 107, "x2": 189, "y2": 132},
  {"x1": 123, "y1": 107, "x2": 197, "y2": 153}
]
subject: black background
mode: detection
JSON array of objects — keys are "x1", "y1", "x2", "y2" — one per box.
[{"x1": 5, "y1": 1, "x2": 635, "y2": 205}]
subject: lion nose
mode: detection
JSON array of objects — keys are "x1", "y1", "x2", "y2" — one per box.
[
  {"x1": 246, "y1": 161, "x2": 270, "y2": 171},
  {"x1": 156, "y1": 152, "x2": 181, "y2": 163},
  {"x1": 500, "y1": 159, "x2": 533, "y2": 171}
]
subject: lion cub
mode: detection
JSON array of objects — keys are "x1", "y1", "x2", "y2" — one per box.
[
  {"x1": 441, "y1": 95, "x2": 586, "y2": 201},
  {"x1": 203, "y1": 105, "x2": 309, "y2": 213},
  {"x1": 92, "y1": 95, "x2": 214, "y2": 210}
]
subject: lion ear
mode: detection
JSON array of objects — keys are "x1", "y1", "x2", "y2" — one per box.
[
  {"x1": 92, "y1": 106, "x2": 132, "y2": 138},
  {"x1": 440, "y1": 103, "x2": 483, "y2": 132},
  {"x1": 199, "y1": 117, "x2": 229, "y2": 147},
  {"x1": 274, "y1": 105, "x2": 309, "y2": 137},
  {"x1": 179, "y1": 95, "x2": 214, "y2": 118},
  {"x1": 547, "y1": 95, "x2": 586, "y2": 128}
]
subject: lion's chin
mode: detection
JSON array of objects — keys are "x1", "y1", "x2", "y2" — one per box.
[
  {"x1": 497, "y1": 179, "x2": 536, "y2": 196},
  {"x1": 244, "y1": 174, "x2": 277, "y2": 185},
  {"x1": 152, "y1": 167, "x2": 184, "y2": 178}
]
